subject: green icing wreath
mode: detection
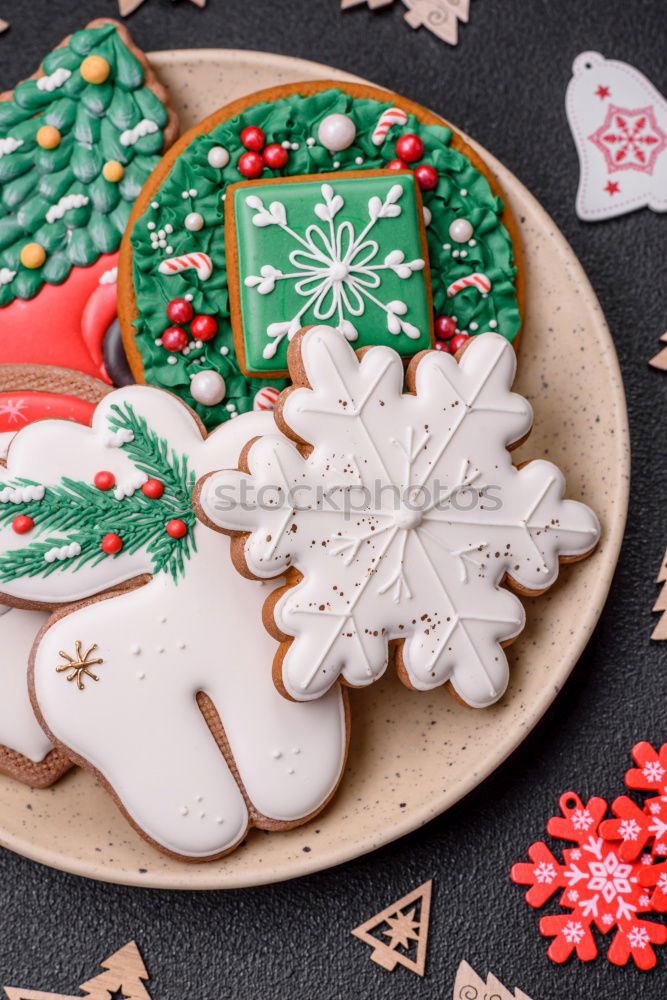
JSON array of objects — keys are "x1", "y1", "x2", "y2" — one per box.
[{"x1": 130, "y1": 88, "x2": 520, "y2": 431}]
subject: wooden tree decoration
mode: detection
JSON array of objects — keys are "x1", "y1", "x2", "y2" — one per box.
[
  {"x1": 652, "y1": 547, "x2": 667, "y2": 639},
  {"x1": 649, "y1": 331, "x2": 667, "y2": 371},
  {"x1": 351, "y1": 880, "x2": 432, "y2": 976},
  {"x1": 341, "y1": 0, "x2": 471, "y2": 45},
  {"x1": 118, "y1": 0, "x2": 205, "y2": 13},
  {"x1": 4, "y1": 943, "x2": 151, "y2": 1000},
  {"x1": 0, "y1": 19, "x2": 8, "y2": 33},
  {"x1": 453, "y1": 961, "x2": 533, "y2": 1000}
]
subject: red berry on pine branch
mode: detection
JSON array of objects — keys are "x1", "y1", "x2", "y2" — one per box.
[
  {"x1": 166, "y1": 298, "x2": 193, "y2": 325},
  {"x1": 94, "y1": 470, "x2": 115, "y2": 491},
  {"x1": 190, "y1": 315, "x2": 218, "y2": 341},
  {"x1": 142, "y1": 479, "x2": 165, "y2": 500},
  {"x1": 12, "y1": 515, "x2": 34, "y2": 534},
  {"x1": 101, "y1": 533, "x2": 123, "y2": 555},
  {"x1": 161, "y1": 327, "x2": 188, "y2": 352},
  {"x1": 240, "y1": 126, "x2": 265, "y2": 151},
  {"x1": 435, "y1": 315, "x2": 457, "y2": 340},
  {"x1": 166, "y1": 519, "x2": 187, "y2": 539},
  {"x1": 263, "y1": 143, "x2": 288, "y2": 169},
  {"x1": 395, "y1": 133, "x2": 424, "y2": 163},
  {"x1": 238, "y1": 151, "x2": 264, "y2": 179}
]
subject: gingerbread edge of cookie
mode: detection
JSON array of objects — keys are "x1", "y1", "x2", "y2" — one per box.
[
  {"x1": 0, "y1": 743, "x2": 72, "y2": 789},
  {"x1": 117, "y1": 78, "x2": 525, "y2": 387}
]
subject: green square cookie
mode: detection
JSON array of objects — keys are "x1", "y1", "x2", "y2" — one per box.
[{"x1": 228, "y1": 170, "x2": 433, "y2": 375}]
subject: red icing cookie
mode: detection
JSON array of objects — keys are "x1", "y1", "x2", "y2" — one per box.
[{"x1": 0, "y1": 391, "x2": 96, "y2": 433}]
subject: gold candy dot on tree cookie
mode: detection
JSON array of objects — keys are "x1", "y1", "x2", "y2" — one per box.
[
  {"x1": 20, "y1": 243, "x2": 46, "y2": 269},
  {"x1": 36, "y1": 124, "x2": 61, "y2": 149},
  {"x1": 103, "y1": 159, "x2": 125, "y2": 183},
  {"x1": 80, "y1": 55, "x2": 111, "y2": 84}
]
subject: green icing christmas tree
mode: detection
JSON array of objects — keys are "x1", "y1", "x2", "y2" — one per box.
[{"x1": 0, "y1": 21, "x2": 170, "y2": 305}]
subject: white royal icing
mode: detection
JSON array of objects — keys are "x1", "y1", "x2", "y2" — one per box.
[
  {"x1": 0, "y1": 604, "x2": 52, "y2": 762},
  {"x1": 0, "y1": 268, "x2": 16, "y2": 286},
  {"x1": 99, "y1": 266, "x2": 118, "y2": 286},
  {"x1": 0, "y1": 392, "x2": 347, "y2": 859},
  {"x1": 102, "y1": 427, "x2": 134, "y2": 448},
  {"x1": 46, "y1": 194, "x2": 90, "y2": 225},
  {"x1": 120, "y1": 118, "x2": 158, "y2": 147},
  {"x1": 0, "y1": 137, "x2": 22, "y2": 159},
  {"x1": 0, "y1": 484, "x2": 45, "y2": 504},
  {"x1": 200, "y1": 329, "x2": 600, "y2": 708},
  {"x1": 36, "y1": 67, "x2": 72, "y2": 92}
]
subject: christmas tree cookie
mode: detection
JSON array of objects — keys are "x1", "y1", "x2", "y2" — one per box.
[
  {"x1": 0, "y1": 386, "x2": 348, "y2": 860},
  {"x1": 0, "y1": 19, "x2": 178, "y2": 382},
  {"x1": 120, "y1": 80, "x2": 523, "y2": 431}
]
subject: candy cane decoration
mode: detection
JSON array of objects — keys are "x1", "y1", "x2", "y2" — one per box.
[
  {"x1": 371, "y1": 107, "x2": 408, "y2": 146},
  {"x1": 447, "y1": 272, "x2": 492, "y2": 297},
  {"x1": 253, "y1": 386, "x2": 280, "y2": 411},
  {"x1": 158, "y1": 252, "x2": 213, "y2": 281}
]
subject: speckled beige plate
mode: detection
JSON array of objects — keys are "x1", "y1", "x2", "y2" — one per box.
[{"x1": 0, "y1": 50, "x2": 629, "y2": 889}]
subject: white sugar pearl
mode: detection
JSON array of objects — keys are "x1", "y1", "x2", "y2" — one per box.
[
  {"x1": 185, "y1": 293, "x2": 193, "y2": 301},
  {"x1": 281, "y1": 140, "x2": 291, "y2": 149},
  {"x1": 208, "y1": 145, "x2": 229, "y2": 168},
  {"x1": 291, "y1": 142, "x2": 299, "y2": 151},
  {"x1": 423, "y1": 206, "x2": 432, "y2": 226},
  {"x1": 190, "y1": 370, "x2": 226, "y2": 406},
  {"x1": 449, "y1": 218, "x2": 474, "y2": 243},
  {"x1": 189, "y1": 188, "x2": 197, "y2": 197},
  {"x1": 460, "y1": 188, "x2": 468, "y2": 196},
  {"x1": 185, "y1": 212, "x2": 204, "y2": 232},
  {"x1": 147, "y1": 222, "x2": 156, "y2": 231},
  {"x1": 151, "y1": 201, "x2": 159, "y2": 209},
  {"x1": 333, "y1": 160, "x2": 340, "y2": 169},
  {"x1": 489, "y1": 319, "x2": 498, "y2": 328},
  {"x1": 355, "y1": 156, "x2": 364, "y2": 165},
  {"x1": 470, "y1": 321, "x2": 479, "y2": 330},
  {"x1": 317, "y1": 113, "x2": 357, "y2": 152},
  {"x1": 219, "y1": 345, "x2": 229, "y2": 355},
  {"x1": 306, "y1": 137, "x2": 316, "y2": 147},
  {"x1": 167, "y1": 356, "x2": 177, "y2": 365}
]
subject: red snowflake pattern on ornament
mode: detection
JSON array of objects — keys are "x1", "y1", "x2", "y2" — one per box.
[
  {"x1": 589, "y1": 105, "x2": 667, "y2": 175},
  {"x1": 511, "y1": 792, "x2": 667, "y2": 969}
]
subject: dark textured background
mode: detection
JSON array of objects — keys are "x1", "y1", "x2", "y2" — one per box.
[{"x1": 0, "y1": 1, "x2": 665, "y2": 997}]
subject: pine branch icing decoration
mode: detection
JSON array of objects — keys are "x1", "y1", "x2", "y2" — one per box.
[{"x1": 0, "y1": 402, "x2": 196, "y2": 584}]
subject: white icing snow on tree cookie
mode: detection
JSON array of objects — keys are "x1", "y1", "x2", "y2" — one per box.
[
  {"x1": 198, "y1": 328, "x2": 600, "y2": 707},
  {"x1": 0, "y1": 389, "x2": 347, "y2": 860}
]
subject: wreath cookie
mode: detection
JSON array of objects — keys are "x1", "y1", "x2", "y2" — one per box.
[
  {"x1": 0, "y1": 19, "x2": 177, "y2": 381},
  {"x1": 0, "y1": 364, "x2": 109, "y2": 788},
  {"x1": 120, "y1": 81, "x2": 523, "y2": 431},
  {"x1": 196, "y1": 327, "x2": 599, "y2": 707},
  {"x1": 0, "y1": 386, "x2": 348, "y2": 860}
]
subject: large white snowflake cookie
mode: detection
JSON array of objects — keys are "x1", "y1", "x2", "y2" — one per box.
[
  {"x1": 197, "y1": 327, "x2": 600, "y2": 707},
  {"x1": 0, "y1": 388, "x2": 348, "y2": 860}
]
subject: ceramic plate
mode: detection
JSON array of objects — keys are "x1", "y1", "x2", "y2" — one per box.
[{"x1": 0, "y1": 50, "x2": 629, "y2": 889}]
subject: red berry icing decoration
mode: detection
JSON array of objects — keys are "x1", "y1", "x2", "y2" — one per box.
[
  {"x1": 386, "y1": 158, "x2": 407, "y2": 171},
  {"x1": 94, "y1": 470, "x2": 115, "y2": 491},
  {"x1": 166, "y1": 298, "x2": 193, "y2": 325},
  {"x1": 450, "y1": 333, "x2": 469, "y2": 353},
  {"x1": 240, "y1": 125, "x2": 265, "y2": 152},
  {"x1": 395, "y1": 133, "x2": 424, "y2": 163},
  {"x1": 101, "y1": 533, "x2": 123, "y2": 555},
  {"x1": 161, "y1": 326, "x2": 188, "y2": 352},
  {"x1": 414, "y1": 164, "x2": 438, "y2": 191},
  {"x1": 12, "y1": 515, "x2": 34, "y2": 534},
  {"x1": 511, "y1": 791, "x2": 667, "y2": 968},
  {"x1": 238, "y1": 151, "x2": 264, "y2": 179},
  {"x1": 435, "y1": 315, "x2": 457, "y2": 341},
  {"x1": 263, "y1": 143, "x2": 288, "y2": 169},
  {"x1": 166, "y1": 519, "x2": 187, "y2": 539},
  {"x1": 142, "y1": 478, "x2": 165, "y2": 500},
  {"x1": 434, "y1": 340, "x2": 451, "y2": 353},
  {"x1": 190, "y1": 315, "x2": 218, "y2": 342}
]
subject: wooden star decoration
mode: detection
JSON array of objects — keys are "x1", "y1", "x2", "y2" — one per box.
[
  {"x1": 4, "y1": 942, "x2": 152, "y2": 1000},
  {"x1": 341, "y1": 0, "x2": 472, "y2": 46},
  {"x1": 0, "y1": 18, "x2": 8, "y2": 33},
  {"x1": 351, "y1": 880, "x2": 432, "y2": 976},
  {"x1": 118, "y1": 0, "x2": 206, "y2": 14},
  {"x1": 650, "y1": 330, "x2": 667, "y2": 371}
]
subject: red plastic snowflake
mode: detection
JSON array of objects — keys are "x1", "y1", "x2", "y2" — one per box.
[
  {"x1": 511, "y1": 792, "x2": 667, "y2": 969},
  {"x1": 589, "y1": 104, "x2": 667, "y2": 174},
  {"x1": 600, "y1": 742, "x2": 667, "y2": 913}
]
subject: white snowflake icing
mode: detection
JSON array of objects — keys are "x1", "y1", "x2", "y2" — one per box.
[
  {"x1": 243, "y1": 182, "x2": 425, "y2": 360},
  {"x1": 0, "y1": 397, "x2": 29, "y2": 424},
  {"x1": 199, "y1": 329, "x2": 600, "y2": 704}
]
